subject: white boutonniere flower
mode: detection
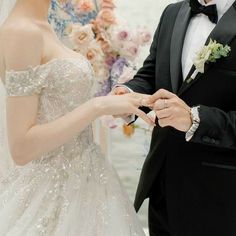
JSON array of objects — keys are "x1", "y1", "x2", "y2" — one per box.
[{"x1": 188, "y1": 39, "x2": 231, "y2": 83}]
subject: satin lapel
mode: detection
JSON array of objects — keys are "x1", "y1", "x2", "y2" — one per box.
[
  {"x1": 170, "y1": 0, "x2": 191, "y2": 93},
  {"x1": 178, "y1": 2, "x2": 236, "y2": 96}
]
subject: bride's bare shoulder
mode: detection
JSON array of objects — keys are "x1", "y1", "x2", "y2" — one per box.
[
  {"x1": 0, "y1": 18, "x2": 43, "y2": 49},
  {"x1": 0, "y1": 19, "x2": 44, "y2": 70}
]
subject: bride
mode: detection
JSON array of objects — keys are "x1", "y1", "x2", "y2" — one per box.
[{"x1": 0, "y1": 0, "x2": 154, "y2": 235}]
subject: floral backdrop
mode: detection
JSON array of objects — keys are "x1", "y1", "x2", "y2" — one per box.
[{"x1": 49, "y1": 0, "x2": 151, "y2": 97}]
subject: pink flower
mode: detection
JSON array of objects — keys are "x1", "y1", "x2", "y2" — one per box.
[
  {"x1": 86, "y1": 45, "x2": 102, "y2": 61},
  {"x1": 99, "y1": 39, "x2": 111, "y2": 54},
  {"x1": 118, "y1": 30, "x2": 130, "y2": 41},
  {"x1": 139, "y1": 31, "x2": 152, "y2": 45},
  {"x1": 77, "y1": 0, "x2": 95, "y2": 13},
  {"x1": 107, "y1": 26, "x2": 131, "y2": 51},
  {"x1": 70, "y1": 24, "x2": 94, "y2": 48},
  {"x1": 134, "y1": 28, "x2": 152, "y2": 46},
  {"x1": 97, "y1": 9, "x2": 116, "y2": 27},
  {"x1": 105, "y1": 55, "x2": 116, "y2": 67},
  {"x1": 121, "y1": 42, "x2": 140, "y2": 61},
  {"x1": 100, "y1": 0, "x2": 116, "y2": 10}
]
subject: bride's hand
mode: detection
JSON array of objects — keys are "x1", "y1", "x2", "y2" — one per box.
[{"x1": 93, "y1": 93, "x2": 155, "y2": 126}]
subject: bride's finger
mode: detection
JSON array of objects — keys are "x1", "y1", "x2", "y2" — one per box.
[
  {"x1": 134, "y1": 108, "x2": 155, "y2": 126},
  {"x1": 129, "y1": 93, "x2": 151, "y2": 101},
  {"x1": 131, "y1": 97, "x2": 153, "y2": 108}
]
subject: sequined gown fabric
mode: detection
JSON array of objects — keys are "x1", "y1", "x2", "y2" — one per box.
[{"x1": 0, "y1": 57, "x2": 145, "y2": 236}]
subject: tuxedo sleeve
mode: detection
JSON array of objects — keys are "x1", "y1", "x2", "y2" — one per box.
[
  {"x1": 124, "y1": 5, "x2": 170, "y2": 95},
  {"x1": 190, "y1": 105, "x2": 236, "y2": 150}
]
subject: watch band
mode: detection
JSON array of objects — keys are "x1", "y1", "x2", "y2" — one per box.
[{"x1": 186, "y1": 106, "x2": 200, "y2": 142}]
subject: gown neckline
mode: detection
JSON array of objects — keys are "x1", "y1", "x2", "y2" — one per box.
[{"x1": 6, "y1": 55, "x2": 87, "y2": 74}]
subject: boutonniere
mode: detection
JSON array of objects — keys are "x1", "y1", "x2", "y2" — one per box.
[{"x1": 188, "y1": 39, "x2": 231, "y2": 83}]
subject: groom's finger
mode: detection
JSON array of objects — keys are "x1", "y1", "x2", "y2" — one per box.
[
  {"x1": 148, "y1": 89, "x2": 176, "y2": 104},
  {"x1": 153, "y1": 99, "x2": 167, "y2": 111},
  {"x1": 156, "y1": 108, "x2": 172, "y2": 119}
]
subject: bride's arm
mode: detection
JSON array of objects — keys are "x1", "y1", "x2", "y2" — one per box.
[{"x1": 3, "y1": 26, "x2": 153, "y2": 166}]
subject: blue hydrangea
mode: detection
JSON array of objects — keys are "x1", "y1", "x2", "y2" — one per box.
[{"x1": 48, "y1": 0, "x2": 98, "y2": 39}]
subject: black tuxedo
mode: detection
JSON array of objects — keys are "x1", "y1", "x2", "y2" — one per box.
[{"x1": 125, "y1": 1, "x2": 236, "y2": 235}]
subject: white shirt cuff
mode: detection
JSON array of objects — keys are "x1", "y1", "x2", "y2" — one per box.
[{"x1": 113, "y1": 84, "x2": 134, "y2": 93}]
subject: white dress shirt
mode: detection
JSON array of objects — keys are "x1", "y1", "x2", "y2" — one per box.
[{"x1": 182, "y1": 0, "x2": 235, "y2": 79}]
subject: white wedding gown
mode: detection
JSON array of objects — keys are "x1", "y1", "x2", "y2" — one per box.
[{"x1": 0, "y1": 56, "x2": 145, "y2": 236}]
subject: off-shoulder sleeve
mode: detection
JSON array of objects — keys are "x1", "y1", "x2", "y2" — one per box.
[{"x1": 5, "y1": 66, "x2": 50, "y2": 97}]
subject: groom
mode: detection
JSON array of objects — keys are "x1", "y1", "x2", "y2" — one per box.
[{"x1": 114, "y1": 0, "x2": 236, "y2": 235}]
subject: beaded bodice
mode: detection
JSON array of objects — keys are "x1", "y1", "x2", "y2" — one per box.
[{"x1": 5, "y1": 57, "x2": 95, "y2": 165}]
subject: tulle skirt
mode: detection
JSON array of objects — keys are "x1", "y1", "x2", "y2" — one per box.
[{"x1": 0, "y1": 144, "x2": 145, "y2": 236}]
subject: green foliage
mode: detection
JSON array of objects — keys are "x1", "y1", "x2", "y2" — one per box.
[{"x1": 207, "y1": 39, "x2": 231, "y2": 63}]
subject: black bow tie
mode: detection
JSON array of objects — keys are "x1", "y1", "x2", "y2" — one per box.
[{"x1": 190, "y1": 0, "x2": 218, "y2": 24}]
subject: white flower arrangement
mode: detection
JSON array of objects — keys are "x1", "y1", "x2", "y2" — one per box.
[{"x1": 189, "y1": 39, "x2": 231, "y2": 83}]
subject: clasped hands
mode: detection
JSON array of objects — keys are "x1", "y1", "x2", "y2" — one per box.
[{"x1": 112, "y1": 87, "x2": 193, "y2": 132}]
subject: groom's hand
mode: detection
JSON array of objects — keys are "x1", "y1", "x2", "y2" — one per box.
[{"x1": 147, "y1": 89, "x2": 192, "y2": 132}]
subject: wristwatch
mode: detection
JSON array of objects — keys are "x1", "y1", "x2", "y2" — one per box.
[{"x1": 186, "y1": 106, "x2": 200, "y2": 142}]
